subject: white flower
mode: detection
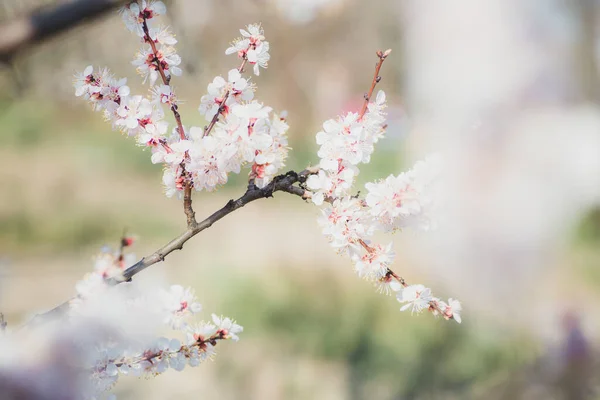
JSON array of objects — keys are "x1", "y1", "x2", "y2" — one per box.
[
  {"x1": 211, "y1": 314, "x2": 243, "y2": 342},
  {"x1": 225, "y1": 38, "x2": 250, "y2": 57},
  {"x1": 375, "y1": 278, "x2": 404, "y2": 295},
  {"x1": 226, "y1": 24, "x2": 270, "y2": 76},
  {"x1": 116, "y1": 95, "x2": 153, "y2": 131},
  {"x1": 151, "y1": 84, "x2": 177, "y2": 106},
  {"x1": 361, "y1": 90, "x2": 388, "y2": 145},
  {"x1": 162, "y1": 165, "x2": 184, "y2": 198},
  {"x1": 240, "y1": 23, "x2": 265, "y2": 45},
  {"x1": 317, "y1": 197, "x2": 373, "y2": 252},
  {"x1": 74, "y1": 66, "x2": 130, "y2": 114},
  {"x1": 163, "y1": 140, "x2": 191, "y2": 165},
  {"x1": 365, "y1": 173, "x2": 419, "y2": 229},
  {"x1": 306, "y1": 164, "x2": 357, "y2": 205},
  {"x1": 440, "y1": 298, "x2": 462, "y2": 323},
  {"x1": 132, "y1": 44, "x2": 181, "y2": 85},
  {"x1": 397, "y1": 284, "x2": 433, "y2": 314},
  {"x1": 188, "y1": 136, "x2": 235, "y2": 191},
  {"x1": 352, "y1": 242, "x2": 395, "y2": 280},
  {"x1": 137, "y1": 120, "x2": 169, "y2": 147},
  {"x1": 168, "y1": 352, "x2": 187, "y2": 371},
  {"x1": 185, "y1": 321, "x2": 217, "y2": 345},
  {"x1": 198, "y1": 70, "x2": 254, "y2": 121},
  {"x1": 365, "y1": 155, "x2": 442, "y2": 232},
  {"x1": 226, "y1": 23, "x2": 265, "y2": 55},
  {"x1": 198, "y1": 76, "x2": 227, "y2": 120},
  {"x1": 231, "y1": 101, "x2": 272, "y2": 119},
  {"x1": 74, "y1": 65, "x2": 97, "y2": 97},
  {"x1": 120, "y1": 1, "x2": 166, "y2": 36},
  {"x1": 159, "y1": 284, "x2": 203, "y2": 329},
  {"x1": 306, "y1": 170, "x2": 333, "y2": 206},
  {"x1": 227, "y1": 69, "x2": 254, "y2": 102},
  {"x1": 151, "y1": 25, "x2": 177, "y2": 45},
  {"x1": 247, "y1": 42, "x2": 270, "y2": 76},
  {"x1": 316, "y1": 112, "x2": 366, "y2": 167}
]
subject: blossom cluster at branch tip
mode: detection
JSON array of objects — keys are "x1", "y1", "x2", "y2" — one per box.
[
  {"x1": 75, "y1": 1, "x2": 288, "y2": 198},
  {"x1": 70, "y1": 244, "x2": 242, "y2": 398},
  {"x1": 365, "y1": 154, "x2": 442, "y2": 232},
  {"x1": 120, "y1": 1, "x2": 181, "y2": 84},
  {"x1": 306, "y1": 65, "x2": 461, "y2": 322},
  {"x1": 226, "y1": 23, "x2": 271, "y2": 76},
  {"x1": 70, "y1": 8, "x2": 462, "y2": 400},
  {"x1": 307, "y1": 90, "x2": 387, "y2": 206}
]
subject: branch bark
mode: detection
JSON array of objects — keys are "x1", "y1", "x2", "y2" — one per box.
[
  {"x1": 27, "y1": 169, "x2": 311, "y2": 326},
  {"x1": 0, "y1": 0, "x2": 131, "y2": 62},
  {"x1": 121, "y1": 170, "x2": 309, "y2": 280}
]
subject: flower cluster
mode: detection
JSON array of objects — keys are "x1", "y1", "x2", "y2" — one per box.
[
  {"x1": 365, "y1": 155, "x2": 442, "y2": 232},
  {"x1": 226, "y1": 24, "x2": 271, "y2": 76},
  {"x1": 306, "y1": 56, "x2": 461, "y2": 322},
  {"x1": 306, "y1": 90, "x2": 387, "y2": 206},
  {"x1": 75, "y1": 3, "x2": 286, "y2": 199},
  {"x1": 87, "y1": 313, "x2": 242, "y2": 395},
  {"x1": 69, "y1": 244, "x2": 242, "y2": 398},
  {"x1": 121, "y1": 1, "x2": 181, "y2": 84},
  {"x1": 34, "y1": 1, "x2": 469, "y2": 399}
]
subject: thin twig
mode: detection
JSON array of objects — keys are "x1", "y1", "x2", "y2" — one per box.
[
  {"x1": 141, "y1": 14, "x2": 197, "y2": 227},
  {"x1": 28, "y1": 51, "x2": 399, "y2": 326},
  {"x1": 98, "y1": 334, "x2": 226, "y2": 372},
  {"x1": 358, "y1": 49, "x2": 391, "y2": 119},
  {"x1": 141, "y1": 18, "x2": 185, "y2": 140},
  {"x1": 203, "y1": 48, "x2": 249, "y2": 137},
  {"x1": 120, "y1": 170, "x2": 310, "y2": 280},
  {"x1": 28, "y1": 169, "x2": 312, "y2": 325}
]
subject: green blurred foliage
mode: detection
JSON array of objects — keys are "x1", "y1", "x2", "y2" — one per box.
[{"x1": 219, "y1": 269, "x2": 535, "y2": 399}]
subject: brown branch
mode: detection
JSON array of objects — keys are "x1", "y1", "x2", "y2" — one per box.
[
  {"x1": 27, "y1": 169, "x2": 312, "y2": 326},
  {"x1": 120, "y1": 170, "x2": 310, "y2": 280},
  {"x1": 183, "y1": 183, "x2": 196, "y2": 228},
  {"x1": 27, "y1": 49, "x2": 397, "y2": 326},
  {"x1": 101, "y1": 334, "x2": 226, "y2": 372},
  {"x1": 0, "y1": 0, "x2": 131, "y2": 62},
  {"x1": 141, "y1": 18, "x2": 186, "y2": 141},
  {"x1": 358, "y1": 49, "x2": 391, "y2": 119},
  {"x1": 140, "y1": 14, "x2": 197, "y2": 228},
  {"x1": 203, "y1": 91, "x2": 229, "y2": 137}
]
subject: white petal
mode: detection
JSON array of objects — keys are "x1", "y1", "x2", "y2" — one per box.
[
  {"x1": 247, "y1": 50, "x2": 258, "y2": 63},
  {"x1": 228, "y1": 69, "x2": 241, "y2": 83},
  {"x1": 252, "y1": 133, "x2": 273, "y2": 150},
  {"x1": 118, "y1": 85, "x2": 130, "y2": 97},
  {"x1": 152, "y1": 1, "x2": 167, "y2": 15},
  {"x1": 151, "y1": 152, "x2": 165, "y2": 164},
  {"x1": 375, "y1": 90, "x2": 386, "y2": 105},
  {"x1": 312, "y1": 192, "x2": 325, "y2": 206},
  {"x1": 306, "y1": 175, "x2": 321, "y2": 190},
  {"x1": 389, "y1": 280, "x2": 403, "y2": 292}
]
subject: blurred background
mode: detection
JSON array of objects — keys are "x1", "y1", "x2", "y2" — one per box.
[{"x1": 1, "y1": 0, "x2": 600, "y2": 398}]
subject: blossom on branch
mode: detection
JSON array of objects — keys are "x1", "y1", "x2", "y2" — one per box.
[
  {"x1": 305, "y1": 53, "x2": 460, "y2": 322},
  {"x1": 63, "y1": 6, "x2": 464, "y2": 399},
  {"x1": 226, "y1": 23, "x2": 270, "y2": 75}
]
